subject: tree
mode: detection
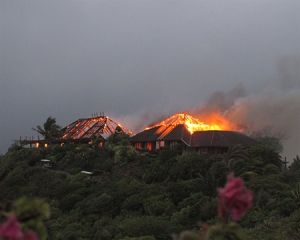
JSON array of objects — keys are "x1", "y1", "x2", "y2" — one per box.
[
  {"x1": 1, "y1": 133, "x2": 297, "y2": 240},
  {"x1": 33, "y1": 117, "x2": 62, "y2": 140}
]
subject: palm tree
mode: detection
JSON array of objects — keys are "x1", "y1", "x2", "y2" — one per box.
[{"x1": 33, "y1": 117, "x2": 62, "y2": 140}]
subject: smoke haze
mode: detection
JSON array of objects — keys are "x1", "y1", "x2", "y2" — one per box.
[
  {"x1": 227, "y1": 88, "x2": 300, "y2": 160},
  {"x1": 190, "y1": 57, "x2": 300, "y2": 160}
]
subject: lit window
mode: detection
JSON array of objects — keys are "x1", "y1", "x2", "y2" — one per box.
[
  {"x1": 135, "y1": 143, "x2": 142, "y2": 150},
  {"x1": 146, "y1": 142, "x2": 153, "y2": 151}
]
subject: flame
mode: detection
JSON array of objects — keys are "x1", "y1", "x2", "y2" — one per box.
[{"x1": 146, "y1": 112, "x2": 237, "y2": 134}]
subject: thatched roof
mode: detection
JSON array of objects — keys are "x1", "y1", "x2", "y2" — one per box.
[
  {"x1": 130, "y1": 124, "x2": 255, "y2": 148},
  {"x1": 191, "y1": 130, "x2": 255, "y2": 147},
  {"x1": 129, "y1": 126, "x2": 161, "y2": 142}
]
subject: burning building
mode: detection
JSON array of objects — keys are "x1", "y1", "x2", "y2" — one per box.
[
  {"x1": 130, "y1": 113, "x2": 255, "y2": 153},
  {"x1": 21, "y1": 114, "x2": 131, "y2": 148},
  {"x1": 61, "y1": 115, "x2": 131, "y2": 141}
]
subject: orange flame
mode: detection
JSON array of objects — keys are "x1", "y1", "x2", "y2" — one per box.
[{"x1": 146, "y1": 112, "x2": 238, "y2": 134}]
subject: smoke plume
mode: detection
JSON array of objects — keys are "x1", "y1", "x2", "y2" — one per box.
[{"x1": 202, "y1": 56, "x2": 300, "y2": 160}]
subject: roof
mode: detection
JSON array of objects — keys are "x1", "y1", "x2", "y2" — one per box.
[
  {"x1": 191, "y1": 130, "x2": 256, "y2": 147},
  {"x1": 130, "y1": 126, "x2": 161, "y2": 142},
  {"x1": 130, "y1": 125, "x2": 255, "y2": 148},
  {"x1": 62, "y1": 116, "x2": 131, "y2": 140},
  {"x1": 163, "y1": 124, "x2": 191, "y2": 145}
]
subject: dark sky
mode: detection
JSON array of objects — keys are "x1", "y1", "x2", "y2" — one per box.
[{"x1": 1, "y1": 0, "x2": 300, "y2": 154}]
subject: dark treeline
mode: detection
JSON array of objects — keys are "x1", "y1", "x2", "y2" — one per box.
[{"x1": 0, "y1": 135, "x2": 300, "y2": 240}]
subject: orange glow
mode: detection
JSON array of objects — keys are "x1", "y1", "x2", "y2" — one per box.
[
  {"x1": 146, "y1": 112, "x2": 237, "y2": 134},
  {"x1": 146, "y1": 142, "x2": 153, "y2": 151},
  {"x1": 62, "y1": 116, "x2": 132, "y2": 140}
]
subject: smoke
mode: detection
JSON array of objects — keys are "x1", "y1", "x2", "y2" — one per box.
[
  {"x1": 278, "y1": 56, "x2": 300, "y2": 90},
  {"x1": 200, "y1": 56, "x2": 300, "y2": 160},
  {"x1": 112, "y1": 110, "x2": 170, "y2": 133},
  {"x1": 227, "y1": 88, "x2": 300, "y2": 160},
  {"x1": 200, "y1": 83, "x2": 247, "y2": 114}
]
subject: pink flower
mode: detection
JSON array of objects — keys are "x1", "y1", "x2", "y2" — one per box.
[
  {"x1": 218, "y1": 174, "x2": 253, "y2": 221},
  {"x1": 0, "y1": 215, "x2": 39, "y2": 240},
  {"x1": 0, "y1": 215, "x2": 23, "y2": 240}
]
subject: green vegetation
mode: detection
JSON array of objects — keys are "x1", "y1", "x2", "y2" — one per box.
[
  {"x1": 32, "y1": 117, "x2": 62, "y2": 140},
  {"x1": 0, "y1": 136, "x2": 299, "y2": 240}
]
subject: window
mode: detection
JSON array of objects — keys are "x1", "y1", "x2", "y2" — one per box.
[
  {"x1": 135, "y1": 143, "x2": 142, "y2": 150},
  {"x1": 156, "y1": 141, "x2": 165, "y2": 149},
  {"x1": 146, "y1": 142, "x2": 153, "y2": 151}
]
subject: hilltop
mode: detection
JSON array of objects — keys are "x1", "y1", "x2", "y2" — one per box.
[{"x1": 0, "y1": 135, "x2": 300, "y2": 240}]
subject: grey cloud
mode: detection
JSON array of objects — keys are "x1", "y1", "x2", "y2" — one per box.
[{"x1": 1, "y1": 0, "x2": 300, "y2": 154}]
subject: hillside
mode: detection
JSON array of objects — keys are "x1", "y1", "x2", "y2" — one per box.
[{"x1": 0, "y1": 136, "x2": 300, "y2": 240}]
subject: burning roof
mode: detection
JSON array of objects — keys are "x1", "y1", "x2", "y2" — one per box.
[
  {"x1": 62, "y1": 115, "x2": 131, "y2": 140},
  {"x1": 130, "y1": 113, "x2": 255, "y2": 149},
  {"x1": 146, "y1": 113, "x2": 238, "y2": 134}
]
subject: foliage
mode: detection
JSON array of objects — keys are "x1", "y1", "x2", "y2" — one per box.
[
  {"x1": 0, "y1": 138, "x2": 299, "y2": 239},
  {"x1": 32, "y1": 117, "x2": 62, "y2": 140},
  {"x1": 206, "y1": 223, "x2": 245, "y2": 240}
]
